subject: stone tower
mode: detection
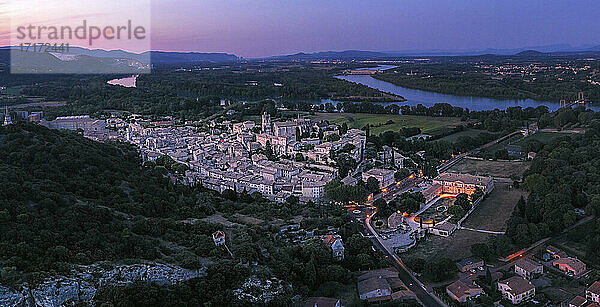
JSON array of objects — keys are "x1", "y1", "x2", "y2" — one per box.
[
  {"x1": 262, "y1": 112, "x2": 272, "y2": 135},
  {"x1": 2, "y1": 107, "x2": 12, "y2": 126}
]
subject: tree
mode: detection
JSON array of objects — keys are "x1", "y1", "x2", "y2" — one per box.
[
  {"x1": 264, "y1": 141, "x2": 275, "y2": 160},
  {"x1": 554, "y1": 108, "x2": 577, "y2": 127},
  {"x1": 324, "y1": 134, "x2": 340, "y2": 142},
  {"x1": 373, "y1": 198, "x2": 389, "y2": 216},
  {"x1": 394, "y1": 168, "x2": 410, "y2": 181},
  {"x1": 286, "y1": 196, "x2": 299, "y2": 206},
  {"x1": 340, "y1": 123, "x2": 348, "y2": 135},
  {"x1": 397, "y1": 197, "x2": 419, "y2": 214},
  {"x1": 470, "y1": 243, "x2": 491, "y2": 261},
  {"x1": 222, "y1": 189, "x2": 237, "y2": 201},
  {"x1": 366, "y1": 177, "x2": 380, "y2": 195},
  {"x1": 447, "y1": 205, "x2": 464, "y2": 217},
  {"x1": 494, "y1": 149, "x2": 510, "y2": 160},
  {"x1": 485, "y1": 267, "x2": 492, "y2": 286},
  {"x1": 471, "y1": 188, "x2": 484, "y2": 202},
  {"x1": 454, "y1": 193, "x2": 471, "y2": 211},
  {"x1": 424, "y1": 257, "x2": 456, "y2": 282}
]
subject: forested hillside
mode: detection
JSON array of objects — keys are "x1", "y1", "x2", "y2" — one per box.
[
  {"x1": 506, "y1": 113, "x2": 600, "y2": 263},
  {"x1": 0, "y1": 123, "x2": 387, "y2": 305}
]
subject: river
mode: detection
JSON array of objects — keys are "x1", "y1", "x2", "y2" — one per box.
[{"x1": 331, "y1": 67, "x2": 598, "y2": 111}]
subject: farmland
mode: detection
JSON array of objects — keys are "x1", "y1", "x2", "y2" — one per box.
[
  {"x1": 462, "y1": 182, "x2": 527, "y2": 232},
  {"x1": 447, "y1": 158, "x2": 531, "y2": 179},
  {"x1": 311, "y1": 113, "x2": 464, "y2": 136}
]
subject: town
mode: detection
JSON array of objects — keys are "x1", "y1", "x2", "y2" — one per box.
[{"x1": 5, "y1": 97, "x2": 600, "y2": 307}]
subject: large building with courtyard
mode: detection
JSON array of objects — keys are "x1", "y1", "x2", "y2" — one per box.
[{"x1": 433, "y1": 172, "x2": 494, "y2": 195}]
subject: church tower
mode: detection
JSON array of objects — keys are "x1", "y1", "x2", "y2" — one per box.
[
  {"x1": 2, "y1": 107, "x2": 12, "y2": 126},
  {"x1": 262, "y1": 112, "x2": 272, "y2": 135}
]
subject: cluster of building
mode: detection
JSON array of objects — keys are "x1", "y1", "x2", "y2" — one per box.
[
  {"x1": 8, "y1": 109, "x2": 402, "y2": 205},
  {"x1": 446, "y1": 245, "x2": 599, "y2": 306},
  {"x1": 123, "y1": 113, "x2": 367, "y2": 203},
  {"x1": 1, "y1": 109, "x2": 117, "y2": 141},
  {"x1": 446, "y1": 258, "x2": 538, "y2": 305},
  {"x1": 570, "y1": 281, "x2": 600, "y2": 307}
]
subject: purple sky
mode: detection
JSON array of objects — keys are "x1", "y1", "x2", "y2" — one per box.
[{"x1": 3, "y1": 0, "x2": 600, "y2": 57}]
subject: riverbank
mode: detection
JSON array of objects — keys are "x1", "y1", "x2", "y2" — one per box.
[{"x1": 335, "y1": 74, "x2": 579, "y2": 111}]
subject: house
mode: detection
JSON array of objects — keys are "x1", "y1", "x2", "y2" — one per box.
[
  {"x1": 357, "y1": 268, "x2": 407, "y2": 302},
  {"x1": 321, "y1": 235, "x2": 345, "y2": 260},
  {"x1": 212, "y1": 231, "x2": 225, "y2": 246},
  {"x1": 497, "y1": 276, "x2": 535, "y2": 304},
  {"x1": 456, "y1": 258, "x2": 484, "y2": 272},
  {"x1": 303, "y1": 297, "x2": 341, "y2": 307},
  {"x1": 340, "y1": 175, "x2": 358, "y2": 186},
  {"x1": 357, "y1": 274, "x2": 392, "y2": 301},
  {"x1": 553, "y1": 257, "x2": 586, "y2": 276},
  {"x1": 446, "y1": 279, "x2": 483, "y2": 302},
  {"x1": 514, "y1": 258, "x2": 543, "y2": 279},
  {"x1": 362, "y1": 168, "x2": 395, "y2": 189},
  {"x1": 433, "y1": 172, "x2": 494, "y2": 195},
  {"x1": 587, "y1": 281, "x2": 600, "y2": 303},
  {"x1": 429, "y1": 222, "x2": 456, "y2": 237},
  {"x1": 570, "y1": 295, "x2": 589, "y2": 307}
]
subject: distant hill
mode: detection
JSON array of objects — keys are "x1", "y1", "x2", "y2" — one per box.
[
  {"x1": 56, "y1": 47, "x2": 240, "y2": 64},
  {"x1": 268, "y1": 50, "x2": 389, "y2": 61},
  {"x1": 148, "y1": 51, "x2": 240, "y2": 64},
  {"x1": 4, "y1": 50, "x2": 148, "y2": 74},
  {"x1": 0, "y1": 47, "x2": 241, "y2": 66},
  {"x1": 513, "y1": 50, "x2": 548, "y2": 57}
]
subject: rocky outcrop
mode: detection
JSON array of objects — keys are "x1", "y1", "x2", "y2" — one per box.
[
  {"x1": 0, "y1": 262, "x2": 205, "y2": 307},
  {"x1": 233, "y1": 276, "x2": 290, "y2": 304}
]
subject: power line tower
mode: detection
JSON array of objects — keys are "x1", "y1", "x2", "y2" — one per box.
[{"x1": 560, "y1": 100, "x2": 567, "y2": 108}]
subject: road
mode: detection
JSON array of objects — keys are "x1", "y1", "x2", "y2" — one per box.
[
  {"x1": 437, "y1": 130, "x2": 521, "y2": 173},
  {"x1": 359, "y1": 207, "x2": 447, "y2": 307},
  {"x1": 349, "y1": 129, "x2": 525, "y2": 306},
  {"x1": 357, "y1": 175, "x2": 446, "y2": 307}
]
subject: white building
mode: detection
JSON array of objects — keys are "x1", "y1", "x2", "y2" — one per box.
[
  {"x1": 212, "y1": 231, "x2": 225, "y2": 246},
  {"x1": 514, "y1": 258, "x2": 543, "y2": 280},
  {"x1": 302, "y1": 181, "x2": 326, "y2": 200},
  {"x1": 497, "y1": 276, "x2": 535, "y2": 305},
  {"x1": 428, "y1": 222, "x2": 456, "y2": 237},
  {"x1": 321, "y1": 235, "x2": 344, "y2": 260},
  {"x1": 362, "y1": 168, "x2": 395, "y2": 189}
]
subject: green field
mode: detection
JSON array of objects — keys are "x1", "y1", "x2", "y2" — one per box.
[
  {"x1": 0, "y1": 87, "x2": 23, "y2": 96},
  {"x1": 511, "y1": 131, "x2": 574, "y2": 147},
  {"x1": 437, "y1": 128, "x2": 498, "y2": 143},
  {"x1": 311, "y1": 113, "x2": 464, "y2": 136}
]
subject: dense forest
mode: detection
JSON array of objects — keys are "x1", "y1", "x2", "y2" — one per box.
[
  {"x1": 506, "y1": 108, "x2": 600, "y2": 264},
  {"x1": 0, "y1": 123, "x2": 389, "y2": 305},
  {"x1": 3, "y1": 62, "x2": 399, "y2": 120}
]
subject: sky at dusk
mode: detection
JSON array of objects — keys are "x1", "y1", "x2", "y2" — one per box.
[{"x1": 2, "y1": 0, "x2": 600, "y2": 57}]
